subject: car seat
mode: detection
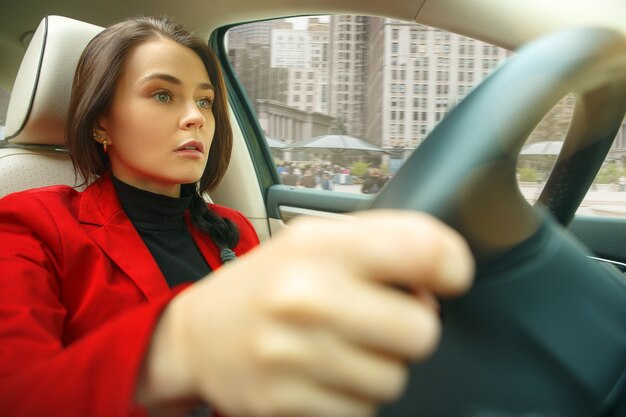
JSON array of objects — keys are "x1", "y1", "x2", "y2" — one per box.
[{"x1": 0, "y1": 15, "x2": 103, "y2": 197}]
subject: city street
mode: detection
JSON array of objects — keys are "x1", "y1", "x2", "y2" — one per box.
[{"x1": 330, "y1": 182, "x2": 626, "y2": 217}]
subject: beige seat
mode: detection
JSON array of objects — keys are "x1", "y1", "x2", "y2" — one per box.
[{"x1": 0, "y1": 16, "x2": 103, "y2": 197}]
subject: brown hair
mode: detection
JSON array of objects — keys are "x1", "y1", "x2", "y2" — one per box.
[
  {"x1": 66, "y1": 16, "x2": 239, "y2": 256},
  {"x1": 66, "y1": 16, "x2": 232, "y2": 193}
]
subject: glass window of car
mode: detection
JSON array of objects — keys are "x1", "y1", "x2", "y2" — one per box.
[{"x1": 224, "y1": 16, "x2": 626, "y2": 218}]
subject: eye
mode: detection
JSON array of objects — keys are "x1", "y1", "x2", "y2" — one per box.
[
  {"x1": 197, "y1": 97, "x2": 214, "y2": 109},
  {"x1": 153, "y1": 90, "x2": 172, "y2": 103}
]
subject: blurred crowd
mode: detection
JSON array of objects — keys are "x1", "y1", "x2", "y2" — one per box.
[{"x1": 277, "y1": 163, "x2": 389, "y2": 194}]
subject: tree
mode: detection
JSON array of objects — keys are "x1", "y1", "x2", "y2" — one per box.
[
  {"x1": 527, "y1": 95, "x2": 574, "y2": 143},
  {"x1": 350, "y1": 161, "x2": 371, "y2": 178}
]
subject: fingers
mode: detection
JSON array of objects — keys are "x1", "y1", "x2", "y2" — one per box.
[
  {"x1": 263, "y1": 265, "x2": 441, "y2": 360},
  {"x1": 261, "y1": 210, "x2": 474, "y2": 359},
  {"x1": 284, "y1": 210, "x2": 474, "y2": 297},
  {"x1": 161, "y1": 209, "x2": 475, "y2": 417},
  {"x1": 252, "y1": 321, "x2": 408, "y2": 403}
]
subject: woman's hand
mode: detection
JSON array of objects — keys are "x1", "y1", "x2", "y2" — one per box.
[{"x1": 140, "y1": 210, "x2": 474, "y2": 417}]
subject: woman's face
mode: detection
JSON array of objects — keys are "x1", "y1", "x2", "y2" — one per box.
[{"x1": 98, "y1": 38, "x2": 215, "y2": 197}]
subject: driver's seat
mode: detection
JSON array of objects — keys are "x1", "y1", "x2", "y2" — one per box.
[{"x1": 0, "y1": 16, "x2": 103, "y2": 197}]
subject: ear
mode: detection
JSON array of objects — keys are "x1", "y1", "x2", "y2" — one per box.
[{"x1": 93, "y1": 116, "x2": 112, "y2": 145}]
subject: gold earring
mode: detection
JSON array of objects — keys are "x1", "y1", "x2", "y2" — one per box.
[{"x1": 93, "y1": 131, "x2": 107, "y2": 152}]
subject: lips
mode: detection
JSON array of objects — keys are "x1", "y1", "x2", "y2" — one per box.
[{"x1": 175, "y1": 140, "x2": 204, "y2": 154}]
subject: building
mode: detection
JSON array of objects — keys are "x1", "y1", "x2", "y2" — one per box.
[
  {"x1": 227, "y1": 16, "x2": 626, "y2": 166},
  {"x1": 328, "y1": 15, "x2": 370, "y2": 139},
  {"x1": 366, "y1": 18, "x2": 512, "y2": 161},
  {"x1": 227, "y1": 18, "x2": 334, "y2": 145},
  {"x1": 271, "y1": 19, "x2": 330, "y2": 114}
]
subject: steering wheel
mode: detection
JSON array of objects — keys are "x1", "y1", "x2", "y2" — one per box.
[{"x1": 371, "y1": 27, "x2": 626, "y2": 416}]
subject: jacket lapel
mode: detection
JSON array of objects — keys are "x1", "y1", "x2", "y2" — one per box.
[{"x1": 77, "y1": 174, "x2": 170, "y2": 302}]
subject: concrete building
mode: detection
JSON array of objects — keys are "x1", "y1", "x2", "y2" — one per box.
[
  {"x1": 271, "y1": 19, "x2": 330, "y2": 115},
  {"x1": 366, "y1": 18, "x2": 512, "y2": 162},
  {"x1": 328, "y1": 15, "x2": 370, "y2": 139},
  {"x1": 227, "y1": 16, "x2": 625, "y2": 165},
  {"x1": 227, "y1": 18, "x2": 334, "y2": 145},
  {"x1": 226, "y1": 20, "x2": 274, "y2": 50}
]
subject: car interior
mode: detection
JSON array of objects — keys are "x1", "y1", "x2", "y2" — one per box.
[{"x1": 0, "y1": 0, "x2": 625, "y2": 415}]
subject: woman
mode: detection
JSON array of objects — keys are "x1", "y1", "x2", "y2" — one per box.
[{"x1": 0, "y1": 17, "x2": 474, "y2": 417}]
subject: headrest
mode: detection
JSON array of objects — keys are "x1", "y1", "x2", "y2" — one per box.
[{"x1": 4, "y1": 16, "x2": 103, "y2": 145}]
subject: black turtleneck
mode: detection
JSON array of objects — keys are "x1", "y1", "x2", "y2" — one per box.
[{"x1": 113, "y1": 177, "x2": 211, "y2": 288}]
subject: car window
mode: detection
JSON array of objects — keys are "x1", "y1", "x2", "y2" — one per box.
[
  {"x1": 520, "y1": 95, "x2": 575, "y2": 208},
  {"x1": 224, "y1": 16, "x2": 626, "y2": 218},
  {"x1": 522, "y1": 94, "x2": 626, "y2": 218},
  {"x1": 583, "y1": 118, "x2": 626, "y2": 218}
]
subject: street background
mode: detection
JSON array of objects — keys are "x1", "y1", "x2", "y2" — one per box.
[{"x1": 328, "y1": 182, "x2": 626, "y2": 218}]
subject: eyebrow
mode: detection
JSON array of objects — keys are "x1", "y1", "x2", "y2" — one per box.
[{"x1": 139, "y1": 72, "x2": 214, "y2": 91}]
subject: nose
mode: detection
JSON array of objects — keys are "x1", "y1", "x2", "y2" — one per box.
[{"x1": 180, "y1": 100, "x2": 205, "y2": 130}]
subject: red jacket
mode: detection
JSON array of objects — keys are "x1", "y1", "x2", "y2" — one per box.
[{"x1": 0, "y1": 174, "x2": 260, "y2": 416}]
